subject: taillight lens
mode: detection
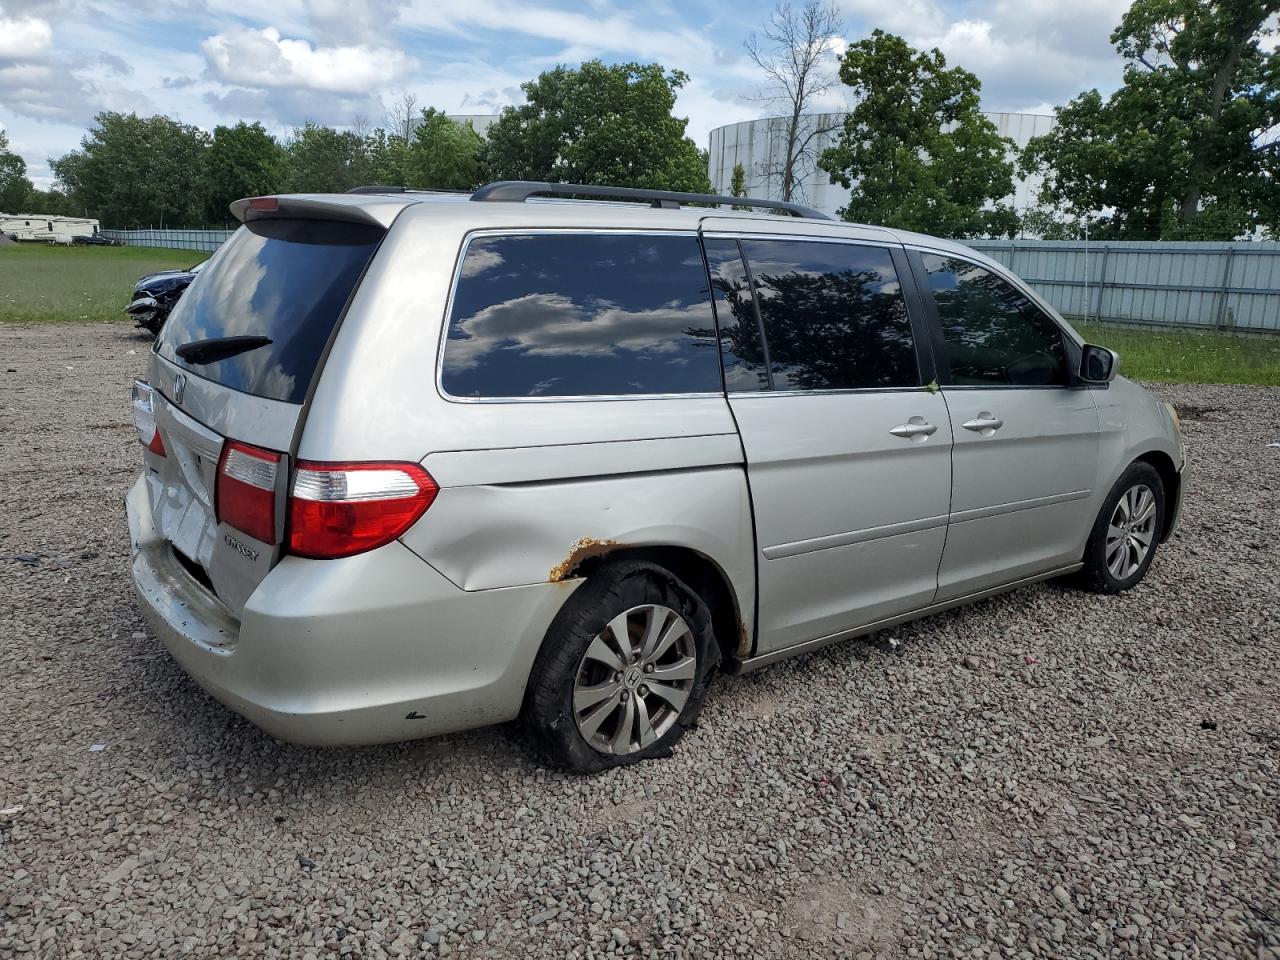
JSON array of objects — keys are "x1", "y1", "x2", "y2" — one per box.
[
  {"x1": 131, "y1": 380, "x2": 166, "y2": 457},
  {"x1": 288, "y1": 461, "x2": 437, "y2": 560},
  {"x1": 216, "y1": 441, "x2": 281, "y2": 544}
]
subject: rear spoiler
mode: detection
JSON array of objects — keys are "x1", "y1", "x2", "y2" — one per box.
[{"x1": 229, "y1": 194, "x2": 414, "y2": 230}]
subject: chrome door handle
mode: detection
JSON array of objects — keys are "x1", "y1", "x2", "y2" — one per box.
[
  {"x1": 889, "y1": 417, "x2": 938, "y2": 440},
  {"x1": 962, "y1": 412, "x2": 1004, "y2": 434}
]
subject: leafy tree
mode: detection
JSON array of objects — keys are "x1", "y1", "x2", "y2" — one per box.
[
  {"x1": 485, "y1": 60, "x2": 711, "y2": 192},
  {"x1": 1018, "y1": 205, "x2": 1086, "y2": 240},
  {"x1": 51, "y1": 112, "x2": 210, "y2": 227},
  {"x1": 201, "y1": 122, "x2": 286, "y2": 223},
  {"x1": 730, "y1": 162, "x2": 751, "y2": 210},
  {"x1": 818, "y1": 31, "x2": 1018, "y2": 238},
  {"x1": 1022, "y1": 0, "x2": 1280, "y2": 239},
  {"x1": 0, "y1": 131, "x2": 33, "y2": 211},
  {"x1": 363, "y1": 128, "x2": 409, "y2": 185},
  {"x1": 406, "y1": 109, "x2": 485, "y2": 190},
  {"x1": 281, "y1": 122, "x2": 366, "y2": 194}
]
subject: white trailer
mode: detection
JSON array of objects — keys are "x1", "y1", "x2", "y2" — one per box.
[{"x1": 0, "y1": 214, "x2": 101, "y2": 244}]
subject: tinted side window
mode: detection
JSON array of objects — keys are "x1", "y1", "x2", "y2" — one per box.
[
  {"x1": 741, "y1": 240, "x2": 918, "y2": 391},
  {"x1": 922, "y1": 254, "x2": 1068, "y2": 387},
  {"x1": 702, "y1": 238, "x2": 769, "y2": 392},
  {"x1": 442, "y1": 234, "x2": 721, "y2": 398}
]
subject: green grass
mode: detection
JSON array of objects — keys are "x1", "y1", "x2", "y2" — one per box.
[
  {"x1": 1075, "y1": 321, "x2": 1280, "y2": 386},
  {"x1": 0, "y1": 243, "x2": 201, "y2": 323}
]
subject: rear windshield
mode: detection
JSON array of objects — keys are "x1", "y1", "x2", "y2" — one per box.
[{"x1": 157, "y1": 218, "x2": 382, "y2": 404}]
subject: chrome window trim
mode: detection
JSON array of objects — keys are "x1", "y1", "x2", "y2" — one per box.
[{"x1": 436, "y1": 228, "x2": 719, "y2": 405}]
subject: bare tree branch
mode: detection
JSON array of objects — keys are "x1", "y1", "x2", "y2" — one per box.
[
  {"x1": 744, "y1": 0, "x2": 844, "y2": 201},
  {"x1": 386, "y1": 93, "x2": 419, "y2": 147}
]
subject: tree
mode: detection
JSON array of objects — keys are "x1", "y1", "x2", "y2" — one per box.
[
  {"x1": 405, "y1": 109, "x2": 485, "y2": 190},
  {"x1": 281, "y1": 123, "x2": 366, "y2": 194},
  {"x1": 485, "y1": 60, "x2": 711, "y2": 192},
  {"x1": 1018, "y1": 205, "x2": 1086, "y2": 240},
  {"x1": 730, "y1": 162, "x2": 749, "y2": 210},
  {"x1": 200, "y1": 122, "x2": 286, "y2": 223},
  {"x1": 745, "y1": 1, "x2": 843, "y2": 202},
  {"x1": 818, "y1": 31, "x2": 1018, "y2": 238},
  {"x1": 364, "y1": 128, "x2": 409, "y2": 185},
  {"x1": 0, "y1": 131, "x2": 34, "y2": 211},
  {"x1": 1022, "y1": 0, "x2": 1280, "y2": 240},
  {"x1": 387, "y1": 93, "x2": 419, "y2": 151},
  {"x1": 52, "y1": 113, "x2": 210, "y2": 227}
]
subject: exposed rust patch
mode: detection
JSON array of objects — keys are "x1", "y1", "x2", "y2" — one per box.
[
  {"x1": 548, "y1": 537, "x2": 620, "y2": 582},
  {"x1": 737, "y1": 618, "x2": 751, "y2": 657}
]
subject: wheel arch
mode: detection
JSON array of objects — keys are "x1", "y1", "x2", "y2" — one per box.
[
  {"x1": 1133, "y1": 450, "x2": 1180, "y2": 542},
  {"x1": 568, "y1": 545, "x2": 750, "y2": 664}
]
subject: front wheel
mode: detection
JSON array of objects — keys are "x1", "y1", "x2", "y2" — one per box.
[
  {"x1": 1077, "y1": 462, "x2": 1165, "y2": 594},
  {"x1": 523, "y1": 560, "x2": 719, "y2": 772}
]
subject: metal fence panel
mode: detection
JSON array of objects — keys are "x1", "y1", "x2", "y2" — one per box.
[
  {"x1": 966, "y1": 240, "x2": 1280, "y2": 333},
  {"x1": 101, "y1": 228, "x2": 234, "y2": 253}
]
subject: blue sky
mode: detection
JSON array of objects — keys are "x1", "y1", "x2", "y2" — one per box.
[{"x1": 0, "y1": 0, "x2": 1137, "y2": 189}]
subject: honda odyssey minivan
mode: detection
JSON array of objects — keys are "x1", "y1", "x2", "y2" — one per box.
[{"x1": 125, "y1": 181, "x2": 1185, "y2": 771}]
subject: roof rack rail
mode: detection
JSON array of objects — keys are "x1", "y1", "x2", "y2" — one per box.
[
  {"x1": 469, "y1": 180, "x2": 832, "y2": 220},
  {"x1": 346, "y1": 185, "x2": 408, "y2": 194}
]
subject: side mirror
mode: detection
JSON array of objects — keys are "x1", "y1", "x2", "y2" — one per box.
[{"x1": 1079, "y1": 343, "x2": 1118, "y2": 384}]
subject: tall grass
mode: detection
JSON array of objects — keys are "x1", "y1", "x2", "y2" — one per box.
[
  {"x1": 1074, "y1": 321, "x2": 1280, "y2": 387},
  {"x1": 0, "y1": 244, "x2": 200, "y2": 324}
]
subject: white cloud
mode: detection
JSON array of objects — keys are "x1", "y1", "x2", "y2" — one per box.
[
  {"x1": 400, "y1": 0, "x2": 714, "y2": 66},
  {"x1": 0, "y1": 10, "x2": 52, "y2": 57},
  {"x1": 201, "y1": 26, "x2": 414, "y2": 95},
  {"x1": 838, "y1": 0, "x2": 1130, "y2": 113}
]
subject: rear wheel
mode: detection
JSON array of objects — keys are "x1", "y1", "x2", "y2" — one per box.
[
  {"x1": 523, "y1": 561, "x2": 719, "y2": 772},
  {"x1": 1077, "y1": 462, "x2": 1165, "y2": 594}
]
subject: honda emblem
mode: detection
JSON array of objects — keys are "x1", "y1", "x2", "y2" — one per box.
[{"x1": 173, "y1": 373, "x2": 186, "y2": 404}]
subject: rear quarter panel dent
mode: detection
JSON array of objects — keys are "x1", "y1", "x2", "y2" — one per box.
[{"x1": 399, "y1": 467, "x2": 757, "y2": 647}]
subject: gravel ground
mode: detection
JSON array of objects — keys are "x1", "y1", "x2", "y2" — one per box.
[{"x1": 2, "y1": 322, "x2": 1278, "y2": 960}]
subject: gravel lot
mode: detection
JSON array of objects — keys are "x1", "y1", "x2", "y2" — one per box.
[{"x1": 2, "y1": 322, "x2": 1278, "y2": 960}]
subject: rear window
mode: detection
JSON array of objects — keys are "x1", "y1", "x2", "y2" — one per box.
[
  {"x1": 441, "y1": 233, "x2": 722, "y2": 398},
  {"x1": 157, "y1": 219, "x2": 382, "y2": 404}
]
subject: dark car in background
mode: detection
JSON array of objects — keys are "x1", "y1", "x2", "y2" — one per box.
[{"x1": 125, "y1": 260, "x2": 205, "y2": 336}]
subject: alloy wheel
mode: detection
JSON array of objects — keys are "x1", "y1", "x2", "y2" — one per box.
[
  {"x1": 1106, "y1": 483, "x2": 1157, "y2": 580},
  {"x1": 572, "y1": 603, "x2": 697, "y2": 755}
]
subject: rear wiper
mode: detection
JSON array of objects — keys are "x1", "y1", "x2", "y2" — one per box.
[{"x1": 175, "y1": 335, "x2": 272, "y2": 365}]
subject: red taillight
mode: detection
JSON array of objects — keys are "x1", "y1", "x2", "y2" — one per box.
[
  {"x1": 147, "y1": 430, "x2": 167, "y2": 456},
  {"x1": 287, "y1": 461, "x2": 437, "y2": 560},
  {"x1": 248, "y1": 196, "x2": 279, "y2": 212},
  {"x1": 216, "y1": 441, "x2": 281, "y2": 545}
]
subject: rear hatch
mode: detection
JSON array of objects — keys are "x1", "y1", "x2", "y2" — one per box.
[{"x1": 142, "y1": 211, "x2": 388, "y2": 617}]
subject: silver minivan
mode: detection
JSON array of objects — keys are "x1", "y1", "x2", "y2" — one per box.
[{"x1": 125, "y1": 182, "x2": 1185, "y2": 771}]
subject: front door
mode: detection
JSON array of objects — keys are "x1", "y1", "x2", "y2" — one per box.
[
  {"x1": 912, "y1": 251, "x2": 1100, "y2": 599},
  {"x1": 702, "y1": 235, "x2": 953, "y2": 655}
]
